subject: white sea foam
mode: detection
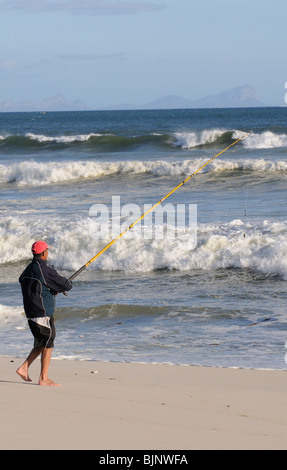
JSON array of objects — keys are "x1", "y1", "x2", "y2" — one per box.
[
  {"x1": 1, "y1": 157, "x2": 287, "y2": 187},
  {"x1": 1, "y1": 214, "x2": 287, "y2": 278},
  {"x1": 172, "y1": 129, "x2": 287, "y2": 150},
  {"x1": 0, "y1": 303, "x2": 25, "y2": 325},
  {"x1": 172, "y1": 129, "x2": 227, "y2": 148},
  {"x1": 26, "y1": 132, "x2": 103, "y2": 143},
  {"x1": 47, "y1": 216, "x2": 287, "y2": 279},
  {"x1": 233, "y1": 130, "x2": 287, "y2": 149}
]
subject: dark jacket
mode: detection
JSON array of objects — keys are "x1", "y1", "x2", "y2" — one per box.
[{"x1": 19, "y1": 257, "x2": 72, "y2": 319}]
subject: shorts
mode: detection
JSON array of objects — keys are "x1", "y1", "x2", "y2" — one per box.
[{"x1": 28, "y1": 315, "x2": 56, "y2": 349}]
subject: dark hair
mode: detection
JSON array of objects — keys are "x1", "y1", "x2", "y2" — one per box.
[{"x1": 34, "y1": 251, "x2": 46, "y2": 258}]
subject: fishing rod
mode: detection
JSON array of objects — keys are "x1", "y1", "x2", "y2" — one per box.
[{"x1": 68, "y1": 131, "x2": 251, "y2": 283}]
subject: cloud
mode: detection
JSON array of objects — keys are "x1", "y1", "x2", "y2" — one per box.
[
  {"x1": 0, "y1": 0, "x2": 164, "y2": 15},
  {"x1": 59, "y1": 52, "x2": 125, "y2": 61},
  {"x1": 0, "y1": 58, "x2": 17, "y2": 70}
]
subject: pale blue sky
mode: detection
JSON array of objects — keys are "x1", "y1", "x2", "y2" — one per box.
[{"x1": 0, "y1": 0, "x2": 286, "y2": 107}]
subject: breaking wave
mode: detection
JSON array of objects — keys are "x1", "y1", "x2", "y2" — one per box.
[
  {"x1": 1, "y1": 214, "x2": 287, "y2": 279},
  {"x1": 173, "y1": 129, "x2": 287, "y2": 149},
  {"x1": 1, "y1": 129, "x2": 287, "y2": 151},
  {"x1": 1, "y1": 157, "x2": 287, "y2": 187}
]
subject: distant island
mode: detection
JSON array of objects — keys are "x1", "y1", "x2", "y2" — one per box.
[
  {"x1": 0, "y1": 95, "x2": 88, "y2": 113},
  {"x1": 108, "y1": 86, "x2": 265, "y2": 110},
  {"x1": 0, "y1": 85, "x2": 266, "y2": 112}
]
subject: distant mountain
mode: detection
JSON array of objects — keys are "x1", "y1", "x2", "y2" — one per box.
[
  {"x1": 108, "y1": 86, "x2": 266, "y2": 110},
  {"x1": 186, "y1": 85, "x2": 265, "y2": 109},
  {"x1": 0, "y1": 86, "x2": 266, "y2": 112},
  {"x1": 0, "y1": 95, "x2": 90, "y2": 112}
]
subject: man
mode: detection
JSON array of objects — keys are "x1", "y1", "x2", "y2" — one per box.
[{"x1": 17, "y1": 241, "x2": 73, "y2": 386}]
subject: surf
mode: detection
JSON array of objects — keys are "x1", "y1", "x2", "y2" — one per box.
[
  {"x1": 1, "y1": 156, "x2": 287, "y2": 187},
  {"x1": 1, "y1": 128, "x2": 287, "y2": 152},
  {"x1": 1, "y1": 213, "x2": 287, "y2": 279}
]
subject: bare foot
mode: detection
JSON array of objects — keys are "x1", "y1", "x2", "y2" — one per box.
[
  {"x1": 38, "y1": 378, "x2": 61, "y2": 386},
  {"x1": 16, "y1": 365, "x2": 32, "y2": 382}
]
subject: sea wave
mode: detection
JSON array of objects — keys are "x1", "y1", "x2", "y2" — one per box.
[
  {"x1": 172, "y1": 129, "x2": 233, "y2": 148},
  {"x1": 173, "y1": 129, "x2": 287, "y2": 149},
  {"x1": 1, "y1": 129, "x2": 287, "y2": 151},
  {"x1": 1, "y1": 157, "x2": 287, "y2": 187},
  {"x1": 1, "y1": 215, "x2": 287, "y2": 279},
  {"x1": 0, "y1": 303, "x2": 25, "y2": 325},
  {"x1": 0, "y1": 131, "x2": 168, "y2": 150},
  {"x1": 0, "y1": 302, "x2": 167, "y2": 328}
]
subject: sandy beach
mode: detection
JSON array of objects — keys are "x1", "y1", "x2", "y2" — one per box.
[{"x1": 0, "y1": 356, "x2": 286, "y2": 450}]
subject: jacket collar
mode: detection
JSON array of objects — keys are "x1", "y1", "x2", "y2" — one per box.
[{"x1": 33, "y1": 256, "x2": 47, "y2": 265}]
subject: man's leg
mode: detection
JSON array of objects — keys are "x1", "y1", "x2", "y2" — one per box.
[
  {"x1": 16, "y1": 346, "x2": 43, "y2": 382},
  {"x1": 38, "y1": 347, "x2": 60, "y2": 386}
]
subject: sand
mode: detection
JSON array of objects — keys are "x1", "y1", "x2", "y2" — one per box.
[{"x1": 0, "y1": 355, "x2": 287, "y2": 450}]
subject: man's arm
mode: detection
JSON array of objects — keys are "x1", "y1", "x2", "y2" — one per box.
[{"x1": 42, "y1": 264, "x2": 73, "y2": 294}]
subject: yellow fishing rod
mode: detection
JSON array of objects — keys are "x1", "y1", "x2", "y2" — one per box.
[{"x1": 68, "y1": 132, "x2": 250, "y2": 282}]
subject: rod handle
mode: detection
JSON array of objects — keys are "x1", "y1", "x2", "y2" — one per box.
[{"x1": 68, "y1": 264, "x2": 87, "y2": 282}]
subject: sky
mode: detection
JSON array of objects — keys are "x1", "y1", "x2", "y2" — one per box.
[{"x1": 0, "y1": 0, "x2": 286, "y2": 108}]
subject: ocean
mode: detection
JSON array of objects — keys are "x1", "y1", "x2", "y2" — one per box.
[{"x1": 1, "y1": 107, "x2": 287, "y2": 369}]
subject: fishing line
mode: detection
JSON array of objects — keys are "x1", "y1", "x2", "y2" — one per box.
[{"x1": 67, "y1": 132, "x2": 251, "y2": 283}]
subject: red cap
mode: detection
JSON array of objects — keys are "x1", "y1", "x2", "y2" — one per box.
[{"x1": 31, "y1": 240, "x2": 48, "y2": 255}]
